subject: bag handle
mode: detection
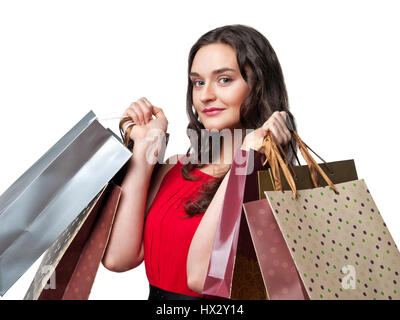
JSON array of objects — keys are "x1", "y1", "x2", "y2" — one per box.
[
  {"x1": 118, "y1": 116, "x2": 170, "y2": 168},
  {"x1": 119, "y1": 116, "x2": 135, "y2": 147},
  {"x1": 257, "y1": 131, "x2": 299, "y2": 198},
  {"x1": 284, "y1": 112, "x2": 336, "y2": 179},
  {"x1": 257, "y1": 128, "x2": 339, "y2": 198},
  {"x1": 292, "y1": 130, "x2": 337, "y2": 192}
]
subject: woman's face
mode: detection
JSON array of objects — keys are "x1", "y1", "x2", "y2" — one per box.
[{"x1": 190, "y1": 43, "x2": 250, "y2": 131}]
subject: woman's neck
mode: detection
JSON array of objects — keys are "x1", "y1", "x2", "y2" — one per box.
[
  {"x1": 218, "y1": 128, "x2": 247, "y2": 165},
  {"x1": 202, "y1": 128, "x2": 246, "y2": 177}
]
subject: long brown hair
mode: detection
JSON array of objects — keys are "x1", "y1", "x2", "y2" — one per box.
[{"x1": 182, "y1": 24, "x2": 298, "y2": 216}]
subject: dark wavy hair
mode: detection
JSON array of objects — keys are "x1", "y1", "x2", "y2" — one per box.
[{"x1": 181, "y1": 24, "x2": 298, "y2": 216}]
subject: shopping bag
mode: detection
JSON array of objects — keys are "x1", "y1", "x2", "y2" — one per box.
[
  {"x1": 0, "y1": 111, "x2": 132, "y2": 296},
  {"x1": 242, "y1": 199, "x2": 308, "y2": 299},
  {"x1": 202, "y1": 124, "x2": 362, "y2": 299},
  {"x1": 266, "y1": 181, "x2": 400, "y2": 300},
  {"x1": 23, "y1": 182, "x2": 121, "y2": 300},
  {"x1": 242, "y1": 158, "x2": 358, "y2": 299},
  {"x1": 262, "y1": 130, "x2": 400, "y2": 300},
  {"x1": 202, "y1": 148, "x2": 272, "y2": 299},
  {"x1": 203, "y1": 136, "x2": 322, "y2": 299},
  {"x1": 23, "y1": 116, "x2": 169, "y2": 300}
]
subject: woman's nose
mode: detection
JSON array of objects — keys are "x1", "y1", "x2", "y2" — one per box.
[{"x1": 200, "y1": 82, "x2": 216, "y2": 103}]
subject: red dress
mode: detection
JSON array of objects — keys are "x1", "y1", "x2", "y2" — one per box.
[{"x1": 143, "y1": 158, "x2": 216, "y2": 297}]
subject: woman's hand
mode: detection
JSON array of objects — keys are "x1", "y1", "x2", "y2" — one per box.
[
  {"x1": 122, "y1": 97, "x2": 168, "y2": 143},
  {"x1": 241, "y1": 111, "x2": 291, "y2": 151}
]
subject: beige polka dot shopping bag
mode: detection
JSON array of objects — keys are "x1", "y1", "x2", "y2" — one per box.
[
  {"x1": 265, "y1": 179, "x2": 400, "y2": 300},
  {"x1": 259, "y1": 130, "x2": 400, "y2": 300}
]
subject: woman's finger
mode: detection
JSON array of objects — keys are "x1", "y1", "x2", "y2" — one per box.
[
  {"x1": 270, "y1": 111, "x2": 291, "y2": 145},
  {"x1": 268, "y1": 122, "x2": 284, "y2": 145},
  {"x1": 271, "y1": 113, "x2": 285, "y2": 138},
  {"x1": 135, "y1": 99, "x2": 152, "y2": 124},
  {"x1": 125, "y1": 108, "x2": 139, "y2": 129},
  {"x1": 273, "y1": 111, "x2": 288, "y2": 133},
  {"x1": 139, "y1": 97, "x2": 154, "y2": 123},
  {"x1": 130, "y1": 101, "x2": 145, "y2": 125},
  {"x1": 261, "y1": 115, "x2": 280, "y2": 138},
  {"x1": 273, "y1": 111, "x2": 286, "y2": 129}
]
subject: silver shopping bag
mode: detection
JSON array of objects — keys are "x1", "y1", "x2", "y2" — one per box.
[{"x1": 0, "y1": 110, "x2": 132, "y2": 295}]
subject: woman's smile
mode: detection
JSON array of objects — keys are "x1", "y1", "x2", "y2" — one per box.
[{"x1": 203, "y1": 107, "x2": 225, "y2": 116}]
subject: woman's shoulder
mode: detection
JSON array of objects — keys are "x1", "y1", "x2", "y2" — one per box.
[
  {"x1": 145, "y1": 154, "x2": 185, "y2": 214},
  {"x1": 152, "y1": 154, "x2": 185, "y2": 182}
]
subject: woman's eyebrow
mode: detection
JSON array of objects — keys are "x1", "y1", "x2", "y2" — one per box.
[{"x1": 189, "y1": 67, "x2": 236, "y2": 77}]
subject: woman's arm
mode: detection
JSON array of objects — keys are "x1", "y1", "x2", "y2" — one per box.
[
  {"x1": 102, "y1": 98, "x2": 170, "y2": 272},
  {"x1": 186, "y1": 168, "x2": 230, "y2": 293},
  {"x1": 102, "y1": 140, "x2": 157, "y2": 272},
  {"x1": 102, "y1": 147, "x2": 181, "y2": 272}
]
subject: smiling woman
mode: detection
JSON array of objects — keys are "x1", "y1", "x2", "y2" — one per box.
[
  {"x1": 182, "y1": 25, "x2": 296, "y2": 217},
  {"x1": 102, "y1": 24, "x2": 296, "y2": 300},
  {"x1": 189, "y1": 44, "x2": 250, "y2": 131}
]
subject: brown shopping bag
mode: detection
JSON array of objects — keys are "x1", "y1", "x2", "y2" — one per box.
[
  {"x1": 24, "y1": 182, "x2": 121, "y2": 300},
  {"x1": 258, "y1": 160, "x2": 358, "y2": 200},
  {"x1": 261, "y1": 130, "x2": 400, "y2": 300}
]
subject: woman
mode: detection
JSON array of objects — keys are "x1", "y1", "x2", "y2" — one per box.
[{"x1": 102, "y1": 24, "x2": 297, "y2": 300}]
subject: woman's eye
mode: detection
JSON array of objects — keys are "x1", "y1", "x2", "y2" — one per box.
[
  {"x1": 193, "y1": 80, "x2": 204, "y2": 87},
  {"x1": 219, "y1": 77, "x2": 231, "y2": 84},
  {"x1": 192, "y1": 78, "x2": 231, "y2": 87}
]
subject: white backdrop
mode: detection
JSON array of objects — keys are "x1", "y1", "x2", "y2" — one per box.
[{"x1": 0, "y1": 0, "x2": 399, "y2": 300}]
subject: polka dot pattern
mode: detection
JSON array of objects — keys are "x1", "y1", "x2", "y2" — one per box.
[
  {"x1": 265, "y1": 180, "x2": 400, "y2": 300},
  {"x1": 243, "y1": 199, "x2": 308, "y2": 300}
]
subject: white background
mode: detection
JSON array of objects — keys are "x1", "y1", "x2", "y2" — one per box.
[{"x1": 0, "y1": 0, "x2": 399, "y2": 300}]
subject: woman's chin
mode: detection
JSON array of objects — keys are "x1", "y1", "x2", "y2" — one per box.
[
  {"x1": 203, "y1": 125, "x2": 223, "y2": 132},
  {"x1": 203, "y1": 121, "x2": 242, "y2": 132}
]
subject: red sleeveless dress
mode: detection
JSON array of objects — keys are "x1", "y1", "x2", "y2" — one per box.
[{"x1": 143, "y1": 158, "x2": 216, "y2": 297}]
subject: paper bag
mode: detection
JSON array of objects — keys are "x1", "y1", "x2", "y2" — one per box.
[
  {"x1": 24, "y1": 182, "x2": 121, "y2": 300},
  {"x1": 242, "y1": 158, "x2": 358, "y2": 299},
  {"x1": 266, "y1": 180, "x2": 400, "y2": 300},
  {"x1": 260, "y1": 129, "x2": 400, "y2": 299},
  {"x1": 202, "y1": 148, "x2": 270, "y2": 299},
  {"x1": 0, "y1": 111, "x2": 131, "y2": 296},
  {"x1": 242, "y1": 199, "x2": 307, "y2": 299}
]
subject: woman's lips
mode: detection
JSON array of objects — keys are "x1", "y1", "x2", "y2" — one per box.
[{"x1": 203, "y1": 108, "x2": 225, "y2": 116}]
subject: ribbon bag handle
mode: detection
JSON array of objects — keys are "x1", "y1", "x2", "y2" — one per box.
[
  {"x1": 119, "y1": 116, "x2": 135, "y2": 147},
  {"x1": 258, "y1": 131, "x2": 299, "y2": 198},
  {"x1": 291, "y1": 131, "x2": 337, "y2": 193},
  {"x1": 257, "y1": 114, "x2": 338, "y2": 197}
]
